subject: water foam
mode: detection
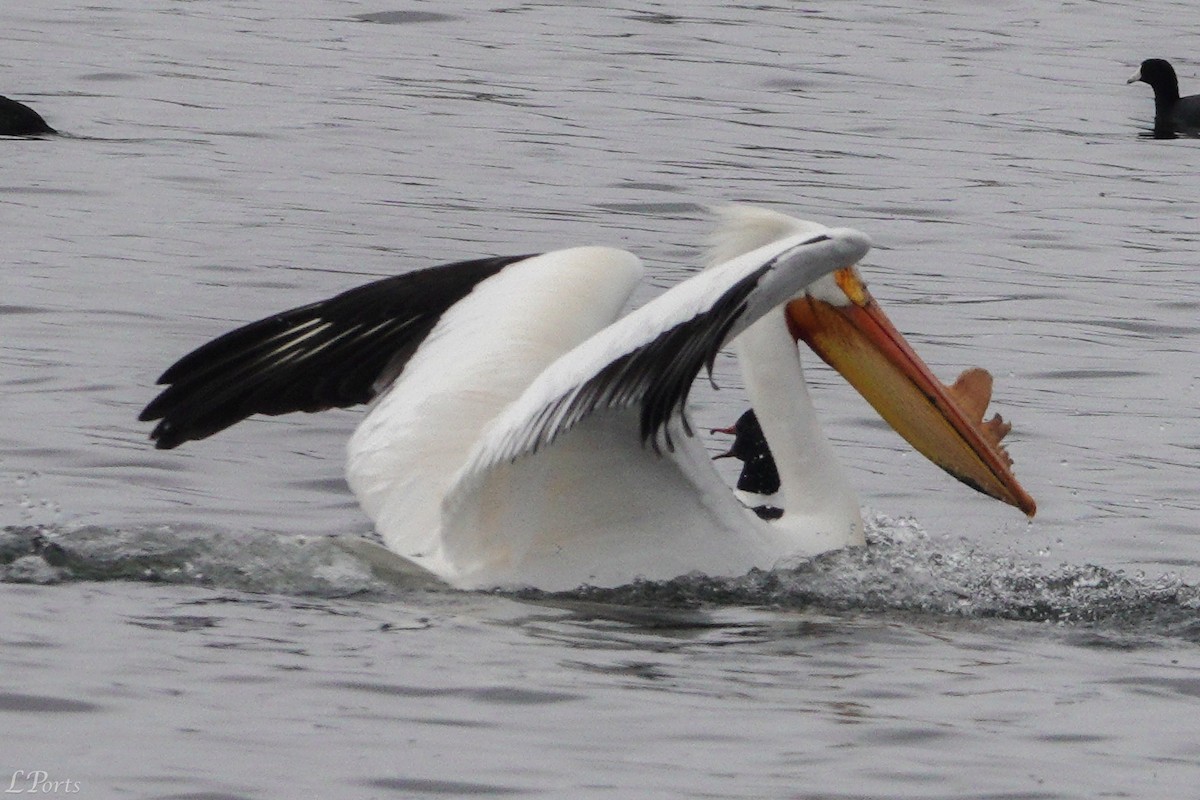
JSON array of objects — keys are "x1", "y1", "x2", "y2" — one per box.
[
  {"x1": 0, "y1": 524, "x2": 396, "y2": 597},
  {"x1": 524, "y1": 514, "x2": 1200, "y2": 639},
  {"x1": 4, "y1": 516, "x2": 1198, "y2": 640}
]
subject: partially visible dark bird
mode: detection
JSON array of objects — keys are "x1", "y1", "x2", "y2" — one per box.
[
  {"x1": 1127, "y1": 59, "x2": 1200, "y2": 139},
  {"x1": 0, "y1": 95, "x2": 56, "y2": 136},
  {"x1": 713, "y1": 409, "x2": 782, "y2": 520}
]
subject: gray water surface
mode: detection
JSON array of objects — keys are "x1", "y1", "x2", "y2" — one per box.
[{"x1": 3, "y1": 1, "x2": 1200, "y2": 797}]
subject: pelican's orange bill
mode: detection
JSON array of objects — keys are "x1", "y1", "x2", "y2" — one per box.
[{"x1": 786, "y1": 267, "x2": 1036, "y2": 517}]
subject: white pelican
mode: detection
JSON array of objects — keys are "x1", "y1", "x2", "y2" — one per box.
[{"x1": 141, "y1": 207, "x2": 1035, "y2": 590}]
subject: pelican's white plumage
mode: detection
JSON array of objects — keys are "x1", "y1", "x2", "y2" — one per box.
[
  {"x1": 348, "y1": 223, "x2": 868, "y2": 588},
  {"x1": 142, "y1": 207, "x2": 1033, "y2": 591}
]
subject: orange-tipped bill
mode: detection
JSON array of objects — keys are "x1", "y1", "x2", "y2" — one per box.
[{"x1": 786, "y1": 267, "x2": 1036, "y2": 517}]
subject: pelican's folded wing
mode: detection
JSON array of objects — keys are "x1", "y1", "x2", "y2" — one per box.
[
  {"x1": 140, "y1": 254, "x2": 533, "y2": 449},
  {"x1": 450, "y1": 225, "x2": 871, "y2": 492}
]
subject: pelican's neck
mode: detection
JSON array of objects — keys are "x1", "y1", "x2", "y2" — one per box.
[{"x1": 733, "y1": 311, "x2": 864, "y2": 551}]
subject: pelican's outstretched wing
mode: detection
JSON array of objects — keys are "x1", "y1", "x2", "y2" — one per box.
[
  {"x1": 140, "y1": 254, "x2": 533, "y2": 449},
  {"x1": 454, "y1": 226, "x2": 871, "y2": 485}
]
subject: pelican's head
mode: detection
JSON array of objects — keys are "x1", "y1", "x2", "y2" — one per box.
[
  {"x1": 707, "y1": 204, "x2": 1034, "y2": 517},
  {"x1": 785, "y1": 266, "x2": 1036, "y2": 517}
]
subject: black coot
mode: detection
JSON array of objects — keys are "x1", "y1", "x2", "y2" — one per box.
[{"x1": 1128, "y1": 59, "x2": 1200, "y2": 138}]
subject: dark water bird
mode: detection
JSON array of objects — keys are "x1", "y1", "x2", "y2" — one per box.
[
  {"x1": 712, "y1": 409, "x2": 783, "y2": 520},
  {"x1": 0, "y1": 95, "x2": 56, "y2": 136},
  {"x1": 1127, "y1": 58, "x2": 1200, "y2": 139},
  {"x1": 713, "y1": 409, "x2": 783, "y2": 520}
]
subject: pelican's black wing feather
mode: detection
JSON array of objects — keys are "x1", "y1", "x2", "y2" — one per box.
[
  {"x1": 473, "y1": 261, "x2": 773, "y2": 471},
  {"x1": 535, "y1": 262, "x2": 767, "y2": 455},
  {"x1": 140, "y1": 254, "x2": 533, "y2": 449}
]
